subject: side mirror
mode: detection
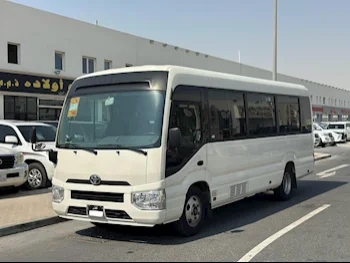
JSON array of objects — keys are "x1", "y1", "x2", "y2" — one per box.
[
  {"x1": 169, "y1": 128, "x2": 182, "y2": 148},
  {"x1": 5, "y1": 135, "x2": 19, "y2": 145},
  {"x1": 49, "y1": 150, "x2": 58, "y2": 165},
  {"x1": 31, "y1": 127, "x2": 38, "y2": 151}
]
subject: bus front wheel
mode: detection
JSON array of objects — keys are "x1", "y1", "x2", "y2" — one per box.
[{"x1": 174, "y1": 186, "x2": 206, "y2": 237}]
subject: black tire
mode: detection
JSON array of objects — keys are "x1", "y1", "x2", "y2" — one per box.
[
  {"x1": 274, "y1": 165, "x2": 294, "y2": 201},
  {"x1": 25, "y1": 162, "x2": 48, "y2": 190},
  {"x1": 174, "y1": 186, "x2": 207, "y2": 237}
]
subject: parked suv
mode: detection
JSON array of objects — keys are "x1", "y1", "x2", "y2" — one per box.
[
  {"x1": 0, "y1": 120, "x2": 57, "y2": 190},
  {"x1": 0, "y1": 146, "x2": 28, "y2": 192},
  {"x1": 326, "y1": 122, "x2": 350, "y2": 142}
]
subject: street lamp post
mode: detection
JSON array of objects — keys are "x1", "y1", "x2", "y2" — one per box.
[{"x1": 273, "y1": 0, "x2": 278, "y2": 81}]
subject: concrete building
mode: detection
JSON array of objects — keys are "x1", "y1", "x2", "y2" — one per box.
[{"x1": 1, "y1": 0, "x2": 349, "y2": 123}]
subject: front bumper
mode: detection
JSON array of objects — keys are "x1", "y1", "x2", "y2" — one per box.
[
  {"x1": 52, "y1": 178, "x2": 166, "y2": 227},
  {"x1": 0, "y1": 163, "x2": 28, "y2": 188}
]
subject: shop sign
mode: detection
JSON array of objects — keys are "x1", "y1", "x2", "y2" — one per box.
[{"x1": 0, "y1": 71, "x2": 74, "y2": 95}]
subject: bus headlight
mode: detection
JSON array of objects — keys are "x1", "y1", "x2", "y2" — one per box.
[
  {"x1": 52, "y1": 185, "x2": 65, "y2": 203},
  {"x1": 132, "y1": 190, "x2": 166, "y2": 210}
]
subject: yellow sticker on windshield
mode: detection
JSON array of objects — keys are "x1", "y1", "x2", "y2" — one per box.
[{"x1": 68, "y1": 97, "x2": 80, "y2": 117}]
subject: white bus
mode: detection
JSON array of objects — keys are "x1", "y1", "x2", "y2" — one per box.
[{"x1": 32, "y1": 66, "x2": 314, "y2": 237}]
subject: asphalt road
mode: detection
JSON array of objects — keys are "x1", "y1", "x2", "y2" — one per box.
[{"x1": 1, "y1": 145, "x2": 350, "y2": 262}]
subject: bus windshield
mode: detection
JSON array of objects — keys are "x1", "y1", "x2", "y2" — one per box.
[{"x1": 57, "y1": 89, "x2": 166, "y2": 150}]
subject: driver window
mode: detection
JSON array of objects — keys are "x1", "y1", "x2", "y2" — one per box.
[{"x1": 166, "y1": 86, "x2": 204, "y2": 177}]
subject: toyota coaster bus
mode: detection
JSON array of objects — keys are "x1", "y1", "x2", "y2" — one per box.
[{"x1": 33, "y1": 66, "x2": 314, "y2": 237}]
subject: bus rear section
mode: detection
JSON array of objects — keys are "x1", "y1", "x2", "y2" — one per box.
[{"x1": 50, "y1": 66, "x2": 314, "y2": 237}]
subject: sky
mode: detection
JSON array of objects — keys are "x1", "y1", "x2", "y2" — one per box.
[{"x1": 9, "y1": 0, "x2": 350, "y2": 89}]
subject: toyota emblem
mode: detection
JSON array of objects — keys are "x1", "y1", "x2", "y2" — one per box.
[{"x1": 90, "y1": 175, "x2": 101, "y2": 186}]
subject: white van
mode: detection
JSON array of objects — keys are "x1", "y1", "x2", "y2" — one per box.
[
  {"x1": 0, "y1": 146, "x2": 28, "y2": 192},
  {"x1": 33, "y1": 66, "x2": 314, "y2": 236}
]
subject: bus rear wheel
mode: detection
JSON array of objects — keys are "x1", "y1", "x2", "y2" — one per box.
[
  {"x1": 274, "y1": 165, "x2": 294, "y2": 201},
  {"x1": 174, "y1": 186, "x2": 206, "y2": 237}
]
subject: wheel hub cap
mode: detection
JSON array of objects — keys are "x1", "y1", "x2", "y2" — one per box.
[
  {"x1": 185, "y1": 195, "x2": 202, "y2": 228},
  {"x1": 283, "y1": 172, "x2": 292, "y2": 195},
  {"x1": 28, "y1": 168, "x2": 42, "y2": 188}
]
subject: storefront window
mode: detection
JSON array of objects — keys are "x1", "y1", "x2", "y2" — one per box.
[
  {"x1": 39, "y1": 108, "x2": 61, "y2": 121},
  {"x1": 4, "y1": 96, "x2": 37, "y2": 121}
]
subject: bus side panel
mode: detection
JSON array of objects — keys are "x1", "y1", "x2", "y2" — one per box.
[
  {"x1": 294, "y1": 134, "x2": 315, "y2": 178},
  {"x1": 206, "y1": 140, "x2": 250, "y2": 209},
  {"x1": 245, "y1": 136, "x2": 287, "y2": 194},
  {"x1": 247, "y1": 134, "x2": 314, "y2": 192}
]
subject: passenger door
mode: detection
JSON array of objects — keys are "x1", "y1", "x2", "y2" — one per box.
[{"x1": 165, "y1": 86, "x2": 208, "y2": 221}]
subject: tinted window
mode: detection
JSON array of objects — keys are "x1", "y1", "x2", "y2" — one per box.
[
  {"x1": 247, "y1": 93, "x2": 276, "y2": 136},
  {"x1": 17, "y1": 125, "x2": 57, "y2": 142},
  {"x1": 166, "y1": 87, "x2": 204, "y2": 177},
  {"x1": 208, "y1": 89, "x2": 231, "y2": 140},
  {"x1": 300, "y1": 97, "x2": 312, "y2": 133},
  {"x1": 277, "y1": 96, "x2": 300, "y2": 134},
  {"x1": 55, "y1": 53, "x2": 63, "y2": 70},
  {"x1": 8, "y1": 44, "x2": 19, "y2": 64},
  {"x1": 39, "y1": 108, "x2": 61, "y2": 121},
  {"x1": 227, "y1": 91, "x2": 246, "y2": 138},
  {"x1": 0, "y1": 125, "x2": 19, "y2": 143},
  {"x1": 4, "y1": 96, "x2": 37, "y2": 121},
  {"x1": 39, "y1": 99, "x2": 64, "y2": 106},
  {"x1": 328, "y1": 124, "x2": 345, "y2": 129}
]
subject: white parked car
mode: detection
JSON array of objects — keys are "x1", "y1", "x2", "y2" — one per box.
[
  {"x1": 313, "y1": 123, "x2": 333, "y2": 147},
  {"x1": 0, "y1": 120, "x2": 56, "y2": 190},
  {"x1": 0, "y1": 146, "x2": 28, "y2": 192},
  {"x1": 325, "y1": 122, "x2": 350, "y2": 142},
  {"x1": 314, "y1": 123, "x2": 342, "y2": 145}
]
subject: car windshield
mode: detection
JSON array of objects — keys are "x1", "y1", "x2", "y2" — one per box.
[
  {"x1": 313, "y1": 123, "x2": 323, "y2": 130},
  {"x1": 320, "y1": 123, "x2": 328, "y2": 129},
  {"x1": 328, "y1": 124, "x2": 345, "y2": 129},
  {"x1": 17, "y1": 125, "x2": 57, "y2": 142},
  {"x1": 56, "y1": 88, "x2": 166, "y2": 150}
]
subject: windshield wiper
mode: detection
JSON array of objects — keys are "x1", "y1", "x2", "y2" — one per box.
[
  {"x1": 57, "y1": 143, "x2": 98, "y2": 155},
  {"x1": 117, "y1": 147, "x2": 148, "y2": 156},
  {"x1": 96, "y1": 144, "x2": 148, "y2": 156}
]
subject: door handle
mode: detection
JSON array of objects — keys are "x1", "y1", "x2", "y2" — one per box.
[{"x1": 197, "y1": 160, "x2": 204, "y2": 166}]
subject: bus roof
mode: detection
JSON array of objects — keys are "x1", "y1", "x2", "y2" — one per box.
[{"x1": 75, "y1": 65, "x2": 309, "y2": 96}]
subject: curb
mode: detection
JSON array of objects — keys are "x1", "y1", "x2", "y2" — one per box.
[
  {"x1": 315, "y1": 154, "x2": 332, "y2": 161},
  {"x1": 0, "y1": 216, "x2": 68, "y2": 238}
]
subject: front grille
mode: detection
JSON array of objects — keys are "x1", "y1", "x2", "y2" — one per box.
[
  {"x1": 67, "y1": 206, "x2": 87, "y2": 216},
  {"x1": 0, "y1": 155, "x2": 15, "y2": 170},
  {"x1": 66, "y1": 179, "x2": 130, "y2": 186},
  {"x1": 71, "y1": 191, "x2": 124, "y2": 203},
  {"x1": 105, "y1": 210, "x2": 132, "y2": 220}
]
